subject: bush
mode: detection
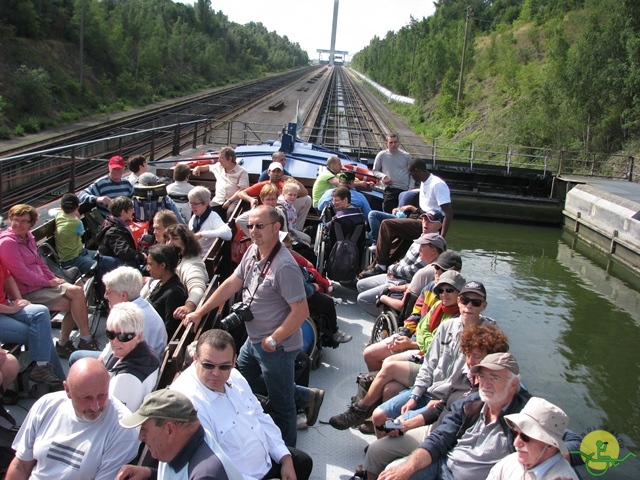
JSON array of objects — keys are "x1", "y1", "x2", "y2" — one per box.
[{"x1": 12, "y1": 65, "x2": 53, "y2": 115}]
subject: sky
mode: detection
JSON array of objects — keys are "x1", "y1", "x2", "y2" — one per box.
[{"x1": 178, "y1": 0, "x2": 436, "y2": 60}]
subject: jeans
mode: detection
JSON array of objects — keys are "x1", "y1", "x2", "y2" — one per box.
[
  {"x1": 368, "y1": 211, "x2": 395, "y2": 243},
  {"x1": 236, "y1": 338, "x2": 308, "y2": 447},
  {"x1": 61, "y1": 249, "x2": 97, "y2": 275},
  {"x1": 0, "y1": 304, "x2": 65, "y2": 380},
  {"x1": 379, "y1": 389, "x2": 430, "y2": 420}
]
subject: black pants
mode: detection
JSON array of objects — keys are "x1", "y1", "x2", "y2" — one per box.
[
  {"x1": 382, "y1": 187, "x2": 404, "y2": 213},
  {"x1": 263, "y1": 447, "x2": 313, "y2": 480}
]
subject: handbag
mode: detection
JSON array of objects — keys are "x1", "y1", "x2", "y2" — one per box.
[{"x1": 38, "y1": 243, "x2": 81, "y2": 283}]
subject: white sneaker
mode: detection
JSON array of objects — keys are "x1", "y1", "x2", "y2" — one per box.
[{"x1": 297, "y1": 413, "x2": 308, "y2": 430}]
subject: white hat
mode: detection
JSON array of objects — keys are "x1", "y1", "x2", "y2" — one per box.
[
  {"x1": 268, "y1": 162, "x2": 283, "y2": 172},
  {"x1": 504, "y1": 397, "x2": 569, "y2": 455}
]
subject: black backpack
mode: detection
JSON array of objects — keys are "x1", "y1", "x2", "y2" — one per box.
[{"x1": 326, "y1": 222, "x2": 363, "y2": 282}]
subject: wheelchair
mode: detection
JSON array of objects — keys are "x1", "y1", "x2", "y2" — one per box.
[
  {"x1": 369, "y1": 289, "x2": 419, "y2": 345},
  {"x1": 314, "y1": 204, "x2": 368, "y2": 282}
]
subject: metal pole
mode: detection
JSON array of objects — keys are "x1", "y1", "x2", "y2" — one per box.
[
  {"x1": 70, "y1": 147, "x2": 76, "y2": 192},
  {"x1": 456, "y1": 7, "x2": 473, "y2": 111},
  {"x1": 79, "y1": 0, "x2": 85, "y2": 91}
]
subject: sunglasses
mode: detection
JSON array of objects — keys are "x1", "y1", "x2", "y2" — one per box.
[
  {"x1": 460, "y1": 296, "x2": 484, "y2": 307},
  {"x1": 247, "y1": 222, "x2": 275, "y2": 230},
  {"x1": 514, "y1": 430, "x2": 531, "y2": 442},
  {"x1": 433, "y1": 265, "x2": 444, "y2": 272},
  {"x1": 198, "y1": 360, "x2": 234, "y2": 371},
  {"x1": 105, "y1": 330, "x2": 136, "y2": 342},
  {"x1": 435, "y1": 287, "x2": 457, "y2": 295}
]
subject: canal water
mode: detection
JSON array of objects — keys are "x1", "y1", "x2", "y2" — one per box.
[{"x1": 447, "y1": 218, "x2": 639, "y2": 478}]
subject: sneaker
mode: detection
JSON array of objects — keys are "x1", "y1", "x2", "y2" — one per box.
[
  {"x1": 78, "y1": 337, "x2": 100, "y2": 351},
  {"x1": 0, "y1": 406, "x2": 16, "y2": 431},
  {"x1": 55, "y1": 340, "x2": 77, "y2": 359},
  {"x1": 29, "y1": 364, "x2": 63, "y2": 386},
  {"x1": 329, "y1": 403, "x2": 368, "y2": 430},
  {"x1": 333, "y1": 329, "x2": 353, "y2": 344},
  {"x1": 305, "y1": 388, "x2": 324, "y2": 426},
  {"x1": 297, "y1": 413, "x2": 308, "y2": 430},
  {"x1": 358, "y1": 265, "x2": 385, "y2": 280}
]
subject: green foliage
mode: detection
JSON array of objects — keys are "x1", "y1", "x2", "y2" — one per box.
[
  {"x1": 11, "y1": 65, "x2": 53, "y2": 115},
  {"x1": 0, "y1": 0, "x2": 309, "y2": 129}
]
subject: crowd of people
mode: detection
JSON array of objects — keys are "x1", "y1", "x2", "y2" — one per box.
[{"x1": 0, "y1": 141, "x2": 585, "y2": 480}]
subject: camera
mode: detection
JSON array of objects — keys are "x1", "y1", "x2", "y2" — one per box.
[{"x1": 220, "y1": 302, "x2": 254, "y2": 331}]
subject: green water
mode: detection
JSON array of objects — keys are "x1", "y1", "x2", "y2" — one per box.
[{"x1": 447, "y1": 219, "x2": 640, "y2": 478}]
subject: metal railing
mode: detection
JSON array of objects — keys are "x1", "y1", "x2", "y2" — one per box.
[{"x1": 2, "y1": 116, "x2": 637, "y2": 216}]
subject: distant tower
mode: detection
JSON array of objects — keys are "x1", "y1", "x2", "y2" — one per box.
[{"x1": 329, "y1": 0, "x2": 339, "y2": 65}]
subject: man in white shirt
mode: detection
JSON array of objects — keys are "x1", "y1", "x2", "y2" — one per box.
[
  {"x1": 171, "y1": 329, "x2": 313, "y2": 480},
  {"x1": 6, "y1": 358, "x2": 139, "y2": 480}
]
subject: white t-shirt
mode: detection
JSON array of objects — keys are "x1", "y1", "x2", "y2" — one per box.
[
  {"x1": 12, "y1": 391, "x2": 139, "y2": 480},
  {"x1": 419, "y1": 174, "x2": 451, "y2": 212}
]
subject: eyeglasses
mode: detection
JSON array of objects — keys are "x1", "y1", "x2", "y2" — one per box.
[
  {"x1": 198, "y1": 359, "x2": 234, "y2": 371},
  {"x1": 514, "y1": 430, "x2": 531, "y2": 443},
  {"x1": 105, "y1": 330, "x2": 136, "y2": 342},
  {"x1": 189, "y1": 201, "x2": 204, "y2": 206},
  {"x1": 435, "y1": 287, "x2": 456, "y2": 295},
  {"x1": 247, "y1": 222, "x2": 275, "y2": 230},
  {"x1": 460, "y1": 296, "x2": 484, "y2": 307}
]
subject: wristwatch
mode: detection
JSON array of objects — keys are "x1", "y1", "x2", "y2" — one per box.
[
  {"x1": 266, "y1": 336, "x2": 277, "y2": 348},
  {"x1": 410, "y1": 394, "x2": 420, "y2": 401}
]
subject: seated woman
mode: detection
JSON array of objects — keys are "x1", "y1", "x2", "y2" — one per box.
[
  {"x1": 97, "y1": 196, "x2": 147, "y2": 275},
  {"x1": 362, "y1": 324, "x2": 509, "y2": 479},
  {"x1": 328, "y1": 270, "x2": 466, "y2": 433},
  {"x1": 163, "y1": 224, "x2": 209, "y2": 321},
  {"x1": 236, "y1": 183, "x2": 287, "y2": 237},
  {"x1": 363, "y1": 256, "x2": 461, "y2": 371},
  {"x1": 103, "y1": 302, "x2": 160, "y2": 411},
  {"x1": 152, "y1": 209, "x2": 179, "y2": 245},
  {"x1": 0, "y1": 257, "x2": 64, "y2": 386},
  {"x1": 0, "y1": 204, "x2": 98, "y2": 357},
  {"x1": 142, "y1": 244, "x2": 187, "y2": 337},
  {"x1": 187, "y1": 186, "x2": 232, "y2": 259}
]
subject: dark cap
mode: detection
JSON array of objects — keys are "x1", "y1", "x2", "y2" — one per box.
[
  {"x1": 459, "y1": 281, "x2": 486, "y2": 299},
  {"x1": 108, "y1": 155, "x2": 125, "y2": 169},
  {"x1": 60, "y1": 193, "x2": 79, "y2": 210},
  {"x1": 413, "y1": 233, "x2": 446, "y2": 251},
  {"x1": 420, "y1": 209, "x2": 445, "y2": 223},
  {"x1": 432, "y1": 250, "x2": 462, "y2": 271},
  {"x1": 470, "y1": 352, "x2": 519, "y2": 375},
  {"x1": 119, "y1": 389, "x2": 198, "y2": 428}
]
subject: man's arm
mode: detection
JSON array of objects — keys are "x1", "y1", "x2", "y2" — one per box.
[
  {"x1": 277, "y1": 454, "x2": 296, "y2": 480},
  {"x1": 184, "y1": 274, "x2": 244, "y2": 330},
  {"x1": 5, "y1": 458, "x2": 36, "y2": 480},
  {"x1": 378, "y1": 448, "x2": 432, "y2": 480},
  {"x1": 439, "y1": 203, "x2": 453, "y2": 238}
]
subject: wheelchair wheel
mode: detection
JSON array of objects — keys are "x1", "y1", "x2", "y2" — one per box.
[
  {"x1": 301, "y1": 318, "x2": 322, "y2": 370},
  {"x1": 369, "y1": 309, "x2": 399, "y2": 345},
  {"x1": 315, "y1": 228, "x2": 327, "y2": 276},
  {"x1": 83, "y1": 276, "x2": 103, "y2": 336}
]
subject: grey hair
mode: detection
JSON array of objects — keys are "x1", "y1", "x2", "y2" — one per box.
[
  {"x1": 102, "y1": 266, "x2": 143, "y2": 298},
  {"x1": 106, "y1": 302, "x2": 144, "y2": 334},
  {"x1": 188, "y1": 186, "x2": 211, "y2": 204}
]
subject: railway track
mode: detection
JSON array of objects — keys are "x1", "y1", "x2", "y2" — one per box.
[{"x1": 0, "y1": 67, "x2": 323, "y2": 215}]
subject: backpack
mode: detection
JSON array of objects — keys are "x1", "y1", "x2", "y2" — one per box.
[
  {"x1": 326, "y1": 222, "x2": 363, "y2": 282},
  {"x1": 351, "y1": 371, "x2": 380, "y2": 416}
]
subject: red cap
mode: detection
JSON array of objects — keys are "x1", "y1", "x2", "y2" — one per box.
[{"x1": 108, "y1": 155, "x2": 125, "y2": 169}]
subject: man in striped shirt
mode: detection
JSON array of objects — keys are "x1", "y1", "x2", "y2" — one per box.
[{"x1": 78, "y1": 155, "x2": 135, "y2": 217}]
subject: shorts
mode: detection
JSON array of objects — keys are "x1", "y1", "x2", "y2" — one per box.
[{"x1": 22, "y1": 284, "x2": 69, "y2": 308}]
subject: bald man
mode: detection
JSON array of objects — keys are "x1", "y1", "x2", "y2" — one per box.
[{"x1": 7, "y1": 358, "x2": 139, "y2": 480}]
